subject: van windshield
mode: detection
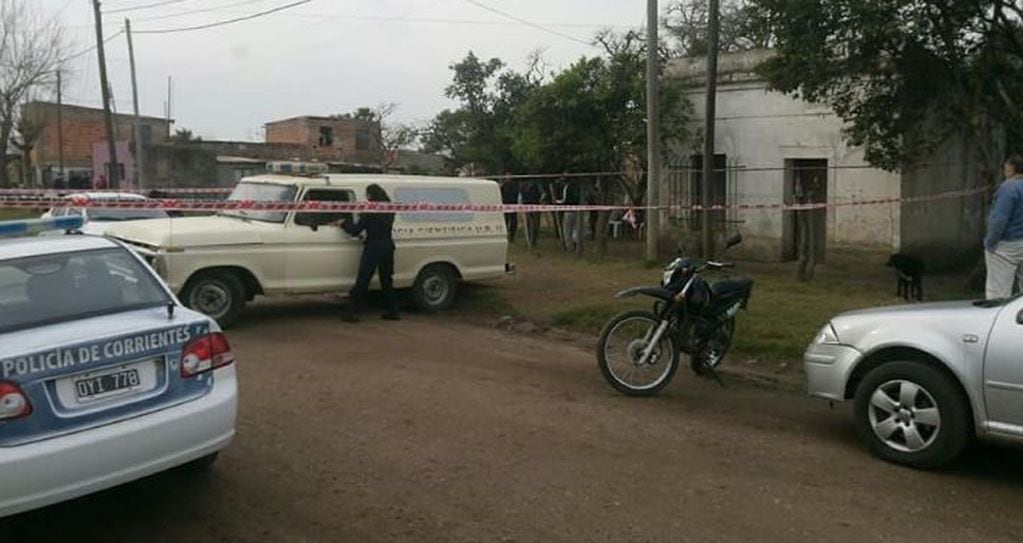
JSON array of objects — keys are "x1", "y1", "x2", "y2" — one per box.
[{"x1": 221, "y1": 182, "x2": 298, "y2": 223}]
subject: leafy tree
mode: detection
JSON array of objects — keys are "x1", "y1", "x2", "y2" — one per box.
[{"x1": 749, "y1": 0, "x2": 1023, "y2": 171}]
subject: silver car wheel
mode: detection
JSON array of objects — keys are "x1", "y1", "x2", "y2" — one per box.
[
  {"x1": 868, "y1": 379, "x2": 942, "y2": 453},
  {"x1": 422, "y1": 275, "x2": 450, "y2": 306}
]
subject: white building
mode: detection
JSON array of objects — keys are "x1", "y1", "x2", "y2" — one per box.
[{"x1": 664, "y1": 50, "x2": 988, "y2": 268}]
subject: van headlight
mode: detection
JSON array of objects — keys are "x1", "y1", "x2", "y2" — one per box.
[{"x1": 813, "y1": 323, "x2": 840, "y2": 345}]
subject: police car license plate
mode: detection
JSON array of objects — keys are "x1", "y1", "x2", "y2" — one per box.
[
  {"x1": 74, "y1": 368, "x2": 141, "y2": 400},
  {"x1": 57, "y1": 359, "x2": 161, "y2": 406}
]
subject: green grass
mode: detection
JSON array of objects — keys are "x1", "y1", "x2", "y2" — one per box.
[
  {"x1": 0, "y1": 209, "x2": 33, "y2": 221},
  {"x1": 498, "y1": 241, "x2": 975, "y2": 361}
]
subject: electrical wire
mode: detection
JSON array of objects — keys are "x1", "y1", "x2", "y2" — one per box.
[
  {"x1": 133, "y1": 0, "x2": 311, "y2": 34},
  {"x1": 128, "y1": 0, "x2": 273, "y2": 23},
  {"x1": 103, "y1": 0, "x2": 195, "y2": 15},
  {"x1": 58, "y1": 30, "x2": 126, "y2": 64},
  {"x1": 461, "y1": 0, "x2": 594, "y2": 46}
]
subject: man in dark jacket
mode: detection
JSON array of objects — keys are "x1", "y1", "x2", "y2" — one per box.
[
  {"x1": 521, "y1": 181, "x2": 543, "y2": 248},
  {"x1": 500, "y1": 177, "x2": 520, "y2": 243},
  {"x1": 338, "y1": 184, "x2": 399, "y2": 322}
]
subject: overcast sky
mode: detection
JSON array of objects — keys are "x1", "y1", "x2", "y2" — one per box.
[{"x1": 45, "y1": 0, "x2": 648, "y2": 141}]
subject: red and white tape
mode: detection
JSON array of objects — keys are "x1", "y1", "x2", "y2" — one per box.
[{"x1": 0, "y1": 187, "x2": 989, "y2": 214}]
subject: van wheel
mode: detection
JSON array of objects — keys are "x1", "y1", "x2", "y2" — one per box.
[
  {"x1": 181, "y1": 271, "x2": 245, "y2": 328},
  {"x1": 413, "y1": 264, "x2": 460, "y2": 312}
]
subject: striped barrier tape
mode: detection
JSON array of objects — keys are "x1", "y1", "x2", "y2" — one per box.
[{"x1": 0, "y1": 187, "x2": 989, "y2": 214}]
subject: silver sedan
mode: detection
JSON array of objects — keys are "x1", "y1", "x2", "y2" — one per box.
[{"x1": 804, "y1": 297, "x2": 1023, "y2": 468}]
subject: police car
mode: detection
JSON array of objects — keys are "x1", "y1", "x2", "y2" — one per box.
[{"x1": 0, "y1": 217, "x2": 238, "y2": 518}]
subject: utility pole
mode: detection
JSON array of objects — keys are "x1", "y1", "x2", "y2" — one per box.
[
  {"x1": 56, "y1": 70, "x2": 65, "y2": 188},
  {"x1": 645, "y1": 0, "x2": 661, "y2": 261},
  {"x1": 702, "y1": 0, "x2": 721, "y2": 258},
  {"x1": 92, "y1": 0, "x2": 120, "y2": 188},
  {"x1": 126, "y1": 18, "x2": 145, "y2": 189}
]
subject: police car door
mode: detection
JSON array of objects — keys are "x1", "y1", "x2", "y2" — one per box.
[{"x1": 285, "y1": 188, "x2": 361, "y2": 293}]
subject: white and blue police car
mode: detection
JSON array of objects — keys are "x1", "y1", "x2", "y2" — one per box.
[{"x1": 0, "y1": 217, "x2": 238, "y2": 518}]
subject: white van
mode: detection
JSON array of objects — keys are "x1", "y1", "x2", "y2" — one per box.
[{"x1": 104, "y1": 174, "x2": 511, "y2": 326}]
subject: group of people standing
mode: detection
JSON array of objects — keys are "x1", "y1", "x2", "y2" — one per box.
[{"x1": 500, "y1": 175, "x2": 599, "y2": 251}]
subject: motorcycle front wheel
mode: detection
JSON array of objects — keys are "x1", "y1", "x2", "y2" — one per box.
[{"x1": 597, "y1": 310, "x2": 680, "y2": 396}]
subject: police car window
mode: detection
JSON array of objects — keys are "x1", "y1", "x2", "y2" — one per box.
[
  {"x1": 393, "y1": 187, "x2": 473, "y2": 223},
  {"x1": 0, "y1": 248, "x2": 170, "y2": 334},
  {"x1": 301, "y1": 189, "x2": 354, "y2": 224}
]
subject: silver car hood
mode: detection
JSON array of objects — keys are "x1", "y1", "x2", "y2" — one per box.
[{"x1": 832, "y1": 300, "x2": 1004, "y2": 349}]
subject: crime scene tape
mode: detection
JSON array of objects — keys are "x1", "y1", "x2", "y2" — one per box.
[{"x1": 0, "y1": 187, "x2": 989, "y2": 214}]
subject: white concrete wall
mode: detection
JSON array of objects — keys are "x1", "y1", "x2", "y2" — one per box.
[{"x1": 674, "y1": 81, "x2": 900, "y2": 261}]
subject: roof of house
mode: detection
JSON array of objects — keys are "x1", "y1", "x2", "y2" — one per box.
[{"x1": 23, "y1": 101, "x2": 173, "y2": 124}]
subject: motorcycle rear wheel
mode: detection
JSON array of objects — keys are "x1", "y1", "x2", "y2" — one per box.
[{"x1": 597, "y1": 310, "x2": 680, "y2": 396}]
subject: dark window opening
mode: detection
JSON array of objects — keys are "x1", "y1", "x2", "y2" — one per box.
[
  {"x1": 318, "y1": 126, "x2": 334, "y2": 146},
  {"x1": 356, "y1": 127, "x2": 370, "y2": 151}
]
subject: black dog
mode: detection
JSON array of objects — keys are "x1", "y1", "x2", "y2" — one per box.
[{"x1": 886, "y1": 253, "x2": 924, "y2": 302}]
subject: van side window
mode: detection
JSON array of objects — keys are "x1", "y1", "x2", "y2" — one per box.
[
  {"x1": 301, "y1": 189, "x2": 354, "y2": 225},
  {"x1": 393, "y1": 187, "x2": 473, "y2": 223}
]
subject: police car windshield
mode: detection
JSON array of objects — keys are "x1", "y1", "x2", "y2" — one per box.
[
  {"x1": 0, "y1": 248, "x2": 171, "y2": 334},
  {"x1": 221, "y1": 182, "x2": 298, "y2": 223}
]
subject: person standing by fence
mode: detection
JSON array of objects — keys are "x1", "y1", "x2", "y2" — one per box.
[
  {"x1": 985, "y1": 155, "x2": 1023, "y2": 299},
  {"x1": 500, "y1": 177, "x2": 520, "y2": 244},
  {"x1": 521, "y1": 181, "x2": 543, "y2": 248},
  {"x1": 557, "y1": 176, "x2": 581, "y2": 251}
]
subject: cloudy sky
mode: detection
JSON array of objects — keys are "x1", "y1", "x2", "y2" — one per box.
[{"x1": 45, "y1": 0, "x2": 648, "y2": 141}]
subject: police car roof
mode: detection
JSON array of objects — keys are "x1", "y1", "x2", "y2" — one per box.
[
  {"x1": 0, "y1": 235, "x2": 118, "y2": 261},
  {"x1": 241, "y1": 174, "x2": 497, "y2": 188}
]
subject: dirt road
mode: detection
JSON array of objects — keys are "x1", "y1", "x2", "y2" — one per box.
[{"x1": 4, "y1": 298, "x2": 1023, "y2": 542}]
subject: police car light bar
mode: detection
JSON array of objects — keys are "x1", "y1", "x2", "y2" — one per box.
[
  {"x1": 0, "y1": 216, "x2": 85, "y2": 237},
  {"x1": 266, "y1": 161, "x2": 329, "y2": 175}
]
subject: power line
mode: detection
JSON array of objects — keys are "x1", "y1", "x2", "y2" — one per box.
[
  {"x1": 461, "y1": 0, "x2": 594, "y2": 47},
  {"x1": 103, "y1": 0, "x2": 194, "y2": 15},
  {"x1": 129, "y1": 0, "x2": 272, "y2": 22},
  {"x1": 134, "y1": 0, "x2": 311, "y2": 34},
  {"x1": 59, "y1": 30, "x2": 126, "y2": 64},
  {"x1": 212, "y1": 10, "x2": 635, "y2": 30}
]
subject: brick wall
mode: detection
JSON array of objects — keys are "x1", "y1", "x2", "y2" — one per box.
[
  {"x1": 23, "y1": 102, "x2": 171, "y2": 167},
  {"x1": 265, "y1": 116, "x2": 382, "y2": 164}
]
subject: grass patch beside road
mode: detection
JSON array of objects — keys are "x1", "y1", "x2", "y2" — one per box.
[
  {"x1": 0, "y1": 209, "x2": 33, "y2": 221},
  {"x1": 485, "y1": 240, "x2": 973, "y2": 362}
]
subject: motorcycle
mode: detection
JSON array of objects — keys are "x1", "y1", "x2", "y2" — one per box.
[{"x1": 596, "y1": 233, "x2": 753, "y2": 396}]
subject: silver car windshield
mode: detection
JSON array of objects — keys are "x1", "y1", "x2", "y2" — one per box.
[
  {"x1": 0, "y1": 248, "x2": 171, "y2": 334},
  {"x1": 221, "y1": 182, "x2": 298, "y2": 223}
]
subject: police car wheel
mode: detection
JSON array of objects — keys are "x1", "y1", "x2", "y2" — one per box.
[
  {"x1": 182, "y1": 271, "x2": 245, "y2": 328},
  {"x1": 413, "y1": 264, "x2": 460, "y2": 313}
]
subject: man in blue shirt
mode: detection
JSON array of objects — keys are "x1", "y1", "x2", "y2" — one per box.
[{"x1": 985, "y1": 155, "x2": 1023, "y2": 299}]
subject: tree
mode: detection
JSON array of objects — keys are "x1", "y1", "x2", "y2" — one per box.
[
  {"x1": 10, "y1": 106, "x2": 43, "y2": 186},
  {"x1": 344, "y1": 104, "x2": 421, "y2": 169},
  {"x1": 663, "y1": 0, "x2": 771, "y2": 57},
  {"x1": 169, "y1": 128, "x2": 202, "y2": 143},
  {"x1": 749, "y1": 0, "x2": 1023, "y2": 172},
  {"x1": 0, "y1": 0, "x2": 66, "y2": 186}
]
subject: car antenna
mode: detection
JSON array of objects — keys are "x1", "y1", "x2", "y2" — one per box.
[{"x1": 166, "y1": 300, "x2": 175, "y2": 320}]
